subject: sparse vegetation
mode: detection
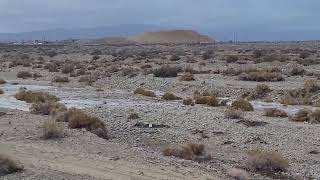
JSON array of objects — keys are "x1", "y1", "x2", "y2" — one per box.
[
  {"x1": 0, "y1": 154, "x2": 23, "y2": 176},
  {"x1": 231, "y1": 99, "x2": 254, "y2": 111},
  {"x1": 162, "y1": 144, "x2": 211, "y2": 162},
  {"x1": 179, "y1": 72, "x2": 195, "y2": 81},
  {"x1": 224, "y1": 107, "x2": 244, "y2": 119},
  {"x1": 247, "y1": 149, "x2": 289, "y2": 174},
  {"x1": 52, "y1": 76, "x2": 70, "y2": 83},
  {"x1": 134, "y1": 87, "x2": 156, "y2": 97},
  {"x1": 16, "y1": 71, "x2": 32, "y2": 79},
  {"x1": 194, "y1": 96, "x2": 219, "y2": 106},
  {"x1": 290, "y1": 109, "x2": 320, "y2": 123},
  {"x1": 15, "y1": 89, "x2": 59, "y2": 103},
  {"x1": 162, "y1": 92, "x2": 182, "y2": 100},
  {"x1": 153, "y1": 65, "x2": 180, "y2": 77},
  {"x1": 264, "y1": 108, "x2": 288, "y2": 118},
  {"x1": 183, "y1": 98, "x2": 195, "y2": 106},
  {"x1": 41, "y1": 120, "x2": 64, "y2": 139},
  {"x1": 30, "y1": 101, "x2": 67, "y2": 115}
]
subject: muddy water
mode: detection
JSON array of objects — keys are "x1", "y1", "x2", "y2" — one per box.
[{"x1": 0, "y1": 83, "x2": 180, "y2": 111}]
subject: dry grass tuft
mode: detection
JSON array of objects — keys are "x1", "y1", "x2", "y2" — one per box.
[
  {"x1": 134, "y1": 87, "x2": 156, "y2": 97},
  {"x1": 153, "y1": 65, "x2": 180, "y2": 77},
  {"x1": 16, "y1": 71, "x2": 32, "y2": 79},
  {"x1": 0, "y1": 79, "x2": 7, "y2": 84},
  {"x1": 162, "y1": 144, "x2": 211, "y2": 162},
  {"x1": 224, "y1": 107, "x2": 244, "y2": 119},
  {"x1": 52, "y1": 76, "x2": 70, "y2": 83},
  {"x1": 0, "y1": 155, "x2": 23, "y2": 176},
  {"x1": 15, "y1": 89, "x2": 59, "y2": 103},
  {"x1": 67, "y1": 108, "x2": 108, "y2": 139},
  {"x1": 264, "y1": 108, "x2": 288, "y2": 118},
  {"x1": 231, "y1": 99, "x2": 254, "y2": 111},
  {"x1": 247, "y1": 149, "x2": 289, "y2": 174},
  {"x1": 194, "y1": 96, "x2": 219, "y2": 106},
  {"x1": 183, "y1": 98, "x2": 195, "y2": 106},
  {"x1": 179, "y1": 72, "x2": 195, "y2": 81},
  {"x1": 290, "y1": 109, "x2": 320, "y2": 123},
  {"x1": 30, "y1": 102, "x2": 67, "y2": 116},
  {"x1": 162, "y1": 92, "x2": 182, "y2": 100},
  {"x1": 41, "y1": 120, "x2": 64, "y2": 139}
]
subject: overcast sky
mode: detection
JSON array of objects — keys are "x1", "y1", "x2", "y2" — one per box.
[{"x1": 0, "y1": 0, "x2": 319, "y2": 33}]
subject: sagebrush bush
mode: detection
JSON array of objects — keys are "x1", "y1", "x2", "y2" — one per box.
[
  {"x1": 162, "y1": 93, "x2": 182, "y2": 100},
  {"x1": 239, "y1": 71, "x2": 284, "y2": 82},
  {"x1": 153, "y1": 65, "x2": 180, "y2": 77},
  {"x1": 41, "y1": 120, "x2": 64, "y2": 139},
  {"x1": 52, "y1": 76, "x2": 69, "y2": 83},
  {"x1": 61, "y1": 65, "x2": 75, "y2": 74},
  {"x1": 67, "y1": 108, "x2": 108, "y2": 139},
  {"x1": 290, "y1": 109, "x2": 320, "y2": 123},
  {"x1": 15, "y1": 90, "x2": 59, "y2": 103},
  {"x1": 264, "y1": 108, "x2": 288, "y2": 118},
  {"x1": 134, "y1": 87, "x2": 156, "y2": 97},
  {"x1": 162, "y1": 144, "x2": 211, "y2": 162},
  {"x1": 224, "y1": 107, "x2": 244, "y2": 119},
  {"x1": 128, "y1": 113, "x2": 139, "y2": 119},
  {"x1": 16, "y1": 71, "x2": 32, "y2": 79},
  {"x1": 179, "y1": 72, "x2": 195, "y2": 81},
  {"x1": 0, "y1": 154, "x2": 23, "y2": 176},
  {"x1": 78, "y1": 75, "x2": 97, "y2": 86},
  {"x1": 247, "y1": 149, "x2": 289, "y2": 174},
  {"x1": 231, "y1": 99, "x2": 254, "y2": 111},
  {"x1": 0, "y1": 78, "x2": 6, "y2": 84},
  {"x1": 183, "y1": 98, "x2": 195, "y2": 106},
  {"x1": 30, "y1": 101, "x2": 67, "y2": 116},
  {"x1": 194, "y1": 96, "x2": 219, "y2": 106}
]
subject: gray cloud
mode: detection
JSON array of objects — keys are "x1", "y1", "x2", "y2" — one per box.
[{"x1": 0, "y1": 0, "x2": 319, "y2": 34}]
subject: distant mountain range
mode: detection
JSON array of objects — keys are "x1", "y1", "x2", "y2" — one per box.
[{"x1": 0, "y1": 24, "x2": 320, "y2": 42}]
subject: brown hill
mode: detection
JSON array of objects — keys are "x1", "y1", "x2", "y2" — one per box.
[{"x1": 129, "y1": 30, "x2": 214, "y2": 44}]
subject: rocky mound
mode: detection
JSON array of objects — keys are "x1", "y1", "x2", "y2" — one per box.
[{"x1": 129, "y1": 30, "x2": 214, "y2": 44}]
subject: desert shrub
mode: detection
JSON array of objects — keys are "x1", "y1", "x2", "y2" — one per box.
[
  {"x1": 183, "y1": 98, "x2": 195, "y2": 106},
  {"x1": 179, "y1": 72, "x2": 195, "y2": 81},
  {"x1": 30, "y1": 101, "x2": 67, "y2": 116},
  {"x1": 227, "y1": 168, "x2": 249, "y2": 180},
  {"x1": 90, "y1": 49, "x2": 102, "y2": 56},
  {"x1": 0, "y1": 154, "x2": 23, "y2": 176},
  {"x1": 45, "y1": 51, "x2": 57, "y2": 58},
  {"x1": 247, "y1": 149, "x2": 289, "y2": 174},
  {"x1": 134, "y1": 88, "x2": 156, "y2": 97},
  {"x1": 304, "y1": 79, "x2": 320, "y2": 93},
  {"x1": 162, "y1": 144, "x2": 211, "y2": 162},
  {"x1": 0, "y1": 79, "x2": 7, "y2": 84},
  {"x1": 140, "y1": 64, "x2": 152, "y2": 69},
  {"x1": 16, "y1": 71, "x2": 32, "y2": 79},
  {"x1": 290, "y1": 109, "x2": 320, "y2": 123},
  {"x1": 67, "y1": 108, "x2": 108, "y2": 139},
  {"x1": 41, "y1": 120, "x2": 63, "y2": 139},
  {"x1": 52, "y1": 76, "x2": 69, "y2": 83},
  {"x1": 194, "y1": 96, "x2": 219, "y2": 107},
  {"x1": 250, "y1": 84, "x2": 271, "y2": 99},
  {"x1": 170, "y1": 54, "x2": 181, "y2": 61},
  {"x1": 222, "y1": 67, "x2": 259, "y2": 76},
  {"x1": 61, "y1": 65, "x2": 75, "y2": 74},
  {"x1": 231, "y1": 99, "x2": 254, "y2": 111},
  {"x1": 264, "y1": 108, "x2": 288, "y2": 118},
  {"x1": 44, "y1": 63, "x2": 59, "y2": 72},
  {"x1": 78, "y1": 75, "x2": 97, "y2": 86},
  {"x1": 226, "y1": 55, "x2": 239, "y2": 63},
  {"x1": 239, "y1": 72, "x2": 284, "y2": 82},
  {"x1": 153, "y1": 65, "x2": 180, "y2": 78},
  {"x1": 122, "y1": 67, "x2": 139, "y2": 77},
  {"x1": 20, "y1": 54, "x2": 30, "y2": 60},
  {"x1": 202, "y1": 49, "x2": 214, "y2": 60},
  {"x1": 224, "y1": 107, "x2": 244, "y2": 119},
  {"x1": 0, "y1": 89, "x2": 3, "y2": 95},
  {"x1": 162, "y1": 93, "x2": 182, "y2": 100},
  {"x1": 289, "y1": 67, "x2": 305, "y2": 76},
  {"x1": 15, "y1": 90, "x2": 59, "y2": 103},
  {"x1": 280, "y1": 95, "x2": 299, "y2": 105},
  {"x1": 128, "y1": 113, "x2": 140, "y2": 119},
  {"x1": 92, "y1": 55, "x2": 100, "y2": 61}
]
